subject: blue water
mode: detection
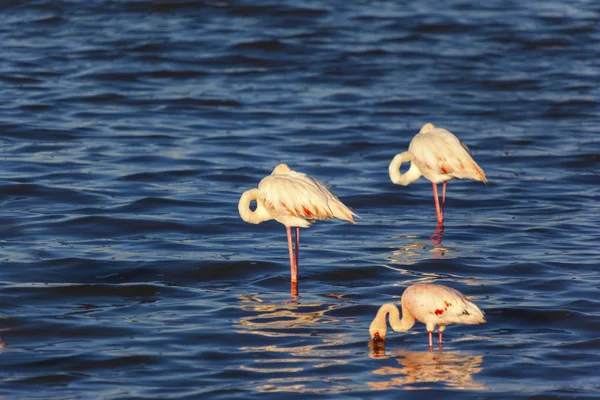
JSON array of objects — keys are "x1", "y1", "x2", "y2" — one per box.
[{"x1": 1, "y1": 0, "x2": 599, "y2": 398}]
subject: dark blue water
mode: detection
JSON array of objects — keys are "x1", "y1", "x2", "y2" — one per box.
[{"x1": 1, "y1": 1, "x2": 599, "y2": 398}]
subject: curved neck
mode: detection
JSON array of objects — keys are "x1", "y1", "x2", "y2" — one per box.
[
  {"x1": 378, "y1": 303, "x2": 416, "y2": 333},
  {"x1": 389, "y1": 152, "x2": 422, "y2": 186},
  {"x1": 238, "y1": 189, "x2": 272, "y2": 224}
]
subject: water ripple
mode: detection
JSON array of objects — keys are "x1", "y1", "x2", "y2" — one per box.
[{"x1": 1, "y1": 0, "x2": 600, "y2": 398}]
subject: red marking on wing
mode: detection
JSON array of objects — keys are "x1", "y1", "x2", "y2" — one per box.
[
  {"x1": 444, "y1": 301, "x2": 452, "y2": 308},
  {"x1": 441, "y1": 164, "x2": 454, "y2": 174},
  {"x1": 434, "y1": 309, "x2": 444, "y2": 316},
  {"x1": 281, "y1": 202, "x2": 298, "y2": 216},
  {"x1": 303, "y1": 207, "x2": 313, "y2": 217}
]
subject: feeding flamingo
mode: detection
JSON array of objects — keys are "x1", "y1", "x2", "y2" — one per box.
[
  {"x1": 389, "y1": 123, "x2": 487, "y2": 225},
  {"x1": 238, "y1": 164, "x2": 358, "y2": 287},
  {"x1": 369, "y1": 283, "x2": 486, "y2": 350}
]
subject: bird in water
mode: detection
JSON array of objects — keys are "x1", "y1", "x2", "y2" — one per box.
[
  {"x1": 389, "y1": 123, "x2": 487, "y2": 226},
  {"x1": 238, "y1": 164, "x2": 358, "y2": 292},
  {"x1": 369, "y1": 283, "x2": 486, "y2": 351}
]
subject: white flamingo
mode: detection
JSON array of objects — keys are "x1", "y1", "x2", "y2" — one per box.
[
  {"x1": 369, "y1": 283, "x2": 486, "y2": 349},
  {"x1": 238, "y1": 164, "x2": 358, "y2": 285},
  {"x1": 389, "y1": 123, "x2": 487, "y2": 225}
]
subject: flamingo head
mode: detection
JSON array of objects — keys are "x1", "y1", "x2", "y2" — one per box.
[{"x1": 369, "y1": 318, "x2": 387, "y2": 342}]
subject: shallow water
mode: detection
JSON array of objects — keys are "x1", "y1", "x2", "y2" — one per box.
[{"x1": 1, "y1": 0, "x2": 600, "y2": 398}]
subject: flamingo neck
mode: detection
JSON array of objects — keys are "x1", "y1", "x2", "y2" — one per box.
[
  {"x1": 378, "y1": 303, "x2": 416, "y2": 333},
  {"x1": 389, "y1": 152, "x2": 422, "y2": 186},
  {"x1": 238, "y1": 189, "x2": 272, "y2": 224}
]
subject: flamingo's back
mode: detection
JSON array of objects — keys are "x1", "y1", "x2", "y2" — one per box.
[
  {"x1": 402, "y1": 283, "x2": 486, "y2": 327},
  {"x1": 257, "y1": 166, "x2": 358, "y2": 227},
  {"x1": 409, "y1": 124, "x2": 487, "y2": 184}
]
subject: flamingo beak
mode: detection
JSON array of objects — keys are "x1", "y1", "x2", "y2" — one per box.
[{"x1": 373, "y1": 332, "x2": 383, "y2": 342}]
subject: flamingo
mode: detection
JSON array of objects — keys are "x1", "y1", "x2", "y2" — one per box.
[
  {"x1": 389, "y1": 123, "x2": 487, "y2": 225},
  {"x1": 238, "y1": 164, "x2": 358, "y2": 287},
  {"x1": 369, "y1": 283, "x2": 486, "y2": 350}
]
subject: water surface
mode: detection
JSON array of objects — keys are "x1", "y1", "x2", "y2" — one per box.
[{"x1": 1, "y1": 0, "x2": 599, "y2": 398}]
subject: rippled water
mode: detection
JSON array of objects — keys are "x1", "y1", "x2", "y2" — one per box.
[{"x1": 1, "y1": 0, "x2": 599, "y2": 398}]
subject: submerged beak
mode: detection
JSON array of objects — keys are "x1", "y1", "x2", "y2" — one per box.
[{"x1": 373, "y1": 332, "x2": 384, "y2": 342}]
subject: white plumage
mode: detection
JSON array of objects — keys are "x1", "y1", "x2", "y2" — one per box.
[
  {"x1": 255, "y1": 164, "x2": 356, "y2": 228},
  {"x1": 238, "y1": 164, "x2": 357, "y2": 285},
  {"x1": 369, "y1": 283, "x2": 486, "y2": 349},
  {"x1": 389, "y1": 123, "x2": 487, "y2": 225}
]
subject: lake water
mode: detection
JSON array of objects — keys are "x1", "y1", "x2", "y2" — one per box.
[{"x1": 1, "y1": 0, "x2": 599, "y2": 398}]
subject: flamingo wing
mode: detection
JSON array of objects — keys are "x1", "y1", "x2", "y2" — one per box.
[
  {"x1": 410, "y1": 128, "x2": 486, "y2": 181},
  {"x1": 403, "y1": 284, "x2": 480, "y2": 324},
  {"x1": 459, "y1": 139, "x2": 471, "y2": 155},
  {"x1": 258, "y1": 172, "x2": 335, "y2": 224},
  {"x1": 290, "y1": 170, "x2": 358, "y2": 222}
]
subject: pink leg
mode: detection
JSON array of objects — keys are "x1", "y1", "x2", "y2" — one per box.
[
  {"x1": 428, "y1": 331, "x2": 433, "y2": 350},
  {"x1": 431, "y1": 183, "x2": 443, "y2": 225},
  {"x1": 286, "y1": 227, "x2": 297, "y2": 282},
  {"x1": 290, "y1": 281, "x2": 299, "y2": 299},
  {"x1": 439, "y1": 331, "x2": 443, "y2": 344},
  {"x1": 441, "y1": 181, "x2": 447, "y2": 220},
  {"x1": 295, "y1": 227, "x2": 300, "y2": 272}
]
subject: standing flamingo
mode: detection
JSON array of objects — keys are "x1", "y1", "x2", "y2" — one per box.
[
  {"x1": 389, "y1": 123, "x2": 487, "y2": 225},
  {"x1": 238, "y1": 164, "x2": 358, "y2": 287},
  {"x1": 369, "y1": 283, "x2": 486, "y2": 350}
]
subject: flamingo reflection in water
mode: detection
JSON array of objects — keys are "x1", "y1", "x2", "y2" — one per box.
[
  {"x1": 236, "y1": 293, "x2": 358, "y2": 395},
  {"x1": 369, "y1": 283, "x2": 486, "y2": 352},
  {"x1": 430, "y1": 224, "x2": 446, "y2": 259},
  {"x1": 239, "y1": 164, "x2": 358, "y2": 297},
  {"x1": 368, "y1": 344, "x2": 487, "y2": 391},
  {"x1": 389, "y1": 123, "x2": 487, "y2": 226},
  {"x1": 387, "y1": 226, "x2": 448, "y2": 264}
]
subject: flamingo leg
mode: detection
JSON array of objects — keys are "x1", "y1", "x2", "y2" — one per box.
[
  {"x1": 286, "y1": 226, "x2": 297, "y2": 283},
  {"x1": 295, "y1": 227, "x2": 300, "y2": 272},
  {"x1": 290, "y1": 281, "x2": 299, "y2": 299},
  {"x1": 441, "y1": 181, "x2": 447, "y2": 220},
  {"x1": 431, "y1": 183, "x2": 443, "y2": 225},
  {"x1": 439, "y1": 330, "x2": 443, "y2": 344},
  {"x1": 428, "y1": 331, "x2": 433, "y2": 350}
]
